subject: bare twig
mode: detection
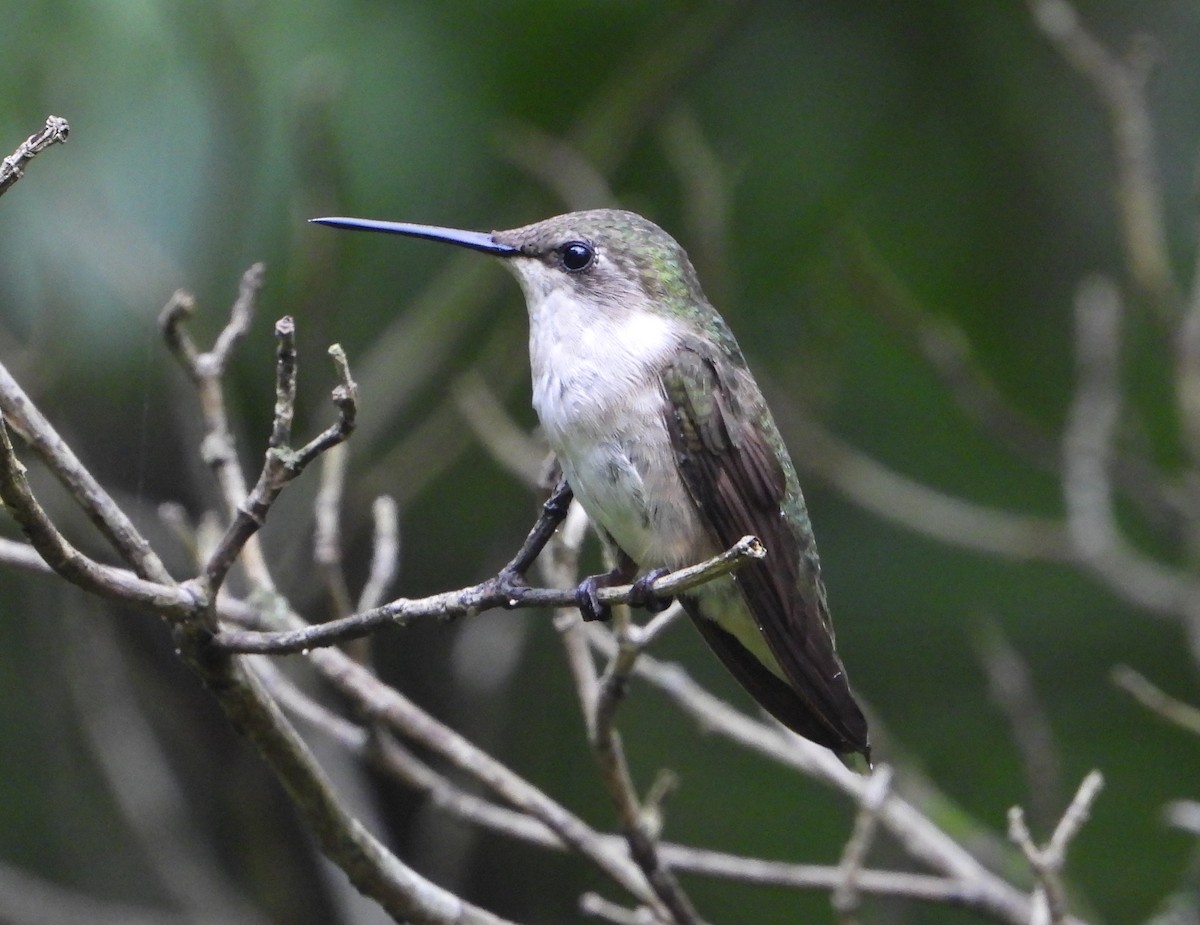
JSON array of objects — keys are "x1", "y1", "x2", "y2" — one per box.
[
  {"x1": 4, "y1": 286, "x2": 521, "y2": 923},
  {"x1": 212, "y1": 534, "x2": 765, "y2": 655},
  {"x1": 303, "y1": 643, "x2": 666, "y2": 915},
  {"x1": 0, "y1": 361, "x2": 172, "y2": 583},
  {"x1": 201, "y1": 321, "x2": 357, "y2": 595},
  {"x1": 315, "y1": 443, "x2": 355, "y2": 619},
  {"x1": 780, "y1": 403, "x2": 1073, "y2": 562},
  {"x1": 497, "y1": 478, "x2": 576, "y2": 586},
  {"x1": 1062, "y1": 277, "x2": 1199, "y2": 622},
  {"x1": 270, "y1": 316, "x2": 299, "y2": 449},
  {"x1": 544, "y1": 500, "x2": 605, "y2": 726},
  {"x1": 0, "y1": 411, "x2": 198, "y2": 616},
  {"x1": 840, "y1": 226, "x2": 1190, "y2": 531},
  {"x1": 833, "y1": 765, "x2": 894, "y2": 924},
  {"x1": 591, "y1": 604, "x2": 704, "y2": 925},
  {"x1": 496, "y1": 125, "x2": 618, "y2": 213},
  {"x1": 0, "y1": 116, "x2": 70, "y2": 198},
  {"x1": 451, "y1": 370, "x2": 545, "y2": 488},
  {"x1": 358, "y1": 494, "x2": 401, "y2": 612},
  {"x1": 1007, "y1": 770, "x2": 1105, "y2": 925},
  {"x1": 597, "y1": 637, "x2": 1048, "y2": 924},
  {"x1": 1112, "y1": 664, "x2": 1200, "y2": 736},
  {"x1": 160, "y1": 266, "x2": 274, "y2": 589},
  {"x1": 1027, "y1": 0, "x2": 1176, "y2": 317},
  {"x1": 68, "y1": 619, "x2": 269, "y2": 925},
  {"x1": 0, "y1": 535, "x2": 53, "y2": 573},
  {"x1": 580, "y1": 893, "x2": 660, "y2": 925},
  {"x1": 974, "y1": 620, "x2": 1063, "y2": 831},
  {"x1": 181, "y1": 641, "x2": 519, "y2": 925},
  {"x1": 255, "y1": 654, "x2": 560, "y2": 848}
]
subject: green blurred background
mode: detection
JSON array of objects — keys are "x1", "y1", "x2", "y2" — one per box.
[{"x1": 2, "y1": 1, "x2": 1199, "y2": 923}]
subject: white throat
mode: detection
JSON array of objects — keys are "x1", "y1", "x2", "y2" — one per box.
[{"x1": 527, "y1": 288, "x2": 682, "y2": 444}]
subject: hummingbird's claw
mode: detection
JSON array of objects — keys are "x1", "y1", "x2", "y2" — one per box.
[
  {"x1": 575, "y1": 575, "x2": 612, "y2": 622},
  {"x1": 629, "y1": 568, "x2": 672, "y2": 613},
  {"x1": 494, "y1": 568, "x2": 530, "y2": 608}
]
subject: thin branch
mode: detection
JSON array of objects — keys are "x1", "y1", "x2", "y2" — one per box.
[
  {"x1": 495, "y1": 124, "x2": 618, "y2": 213},
  {"x1": 0, "y1": 360, "x2": 172, "y2": 583},
  {"x1": 211, "y1": 534, "x2": 765, "y2": 655},
  {"x1": 302, "y1": 643, "x2": 665, "y2": 914},
  {"x1": 654, "y1": 846, "x2": 1022, "y2": 912},
  {"x1": 177, "y1": 638, "x2": 518, "y2": 925},
  {"x1": 357, "y1": 494, "x2": 400, "y2": 612},
  {"x1": 201, "y1": 322, "x2": 357, "y2": 595},
  {"x1": 1007, "y1": 770, "x2": 1105, "y2": 925},
  {"x1": 591, "y1": 604, "x2": 704, "y2": 925},
  {"x1": 840, "y1": 225, "x2": 1190, "y2": 531},
  {"x1": 270, "y1": 316, "x2": 299, "y2": 449},
  {"x1": 0, "y1": 411, "x2": 198, "y2": 617},
  {"x1": 5, "y1": 284, "x2": 520, "y2": 922},
  {"x1": 1027, "y1": 0, "x2": 1177, "y2": 317},
  {"x1": 779, "y1": 403, "x2": 1073, "y2": 562},
  {"x1": 974, "y1": 619, "x2": 1063, "y2": 831},
  {"x1": 68, "y1": 618, "x2": 269, "y2": 925},
  {"x1": 596, "y1": 635, "x2": 1048, "y2": 924},
  {"x1": 579, "y1": 893, "x2": 660, "y2": 925},
  {"x1": 1062, "y1": 277, "x2": 1199, "y2": 620},
  {"x1": 0, "y1": 115, "x2": 70, "y2": 198},
  {"x1": 212, "y1": 265, "x2": 262, "y2": 371},
  {"x1": 258, "y1": 654, "x2": 567, "y2": 850},
  {"x1": 160, "y1": 265, "x2": 274, "y2": 589},
  {"x1": 497, "y1": 479, "x2": 576, "y2": 584},
  {"x1": 262, "y1": 657, "x2": 1076, "y2": 921},
  {"x1": 545, "y1": 500, "x2": 605, "y2": 729},
  {"x1": 315, "y1": 443, "x2": 355, "y2": 619},
  {"x1": 1111, "y1": 664, "x2": 1200, "y2": 736},
  {"x1": 1046, "y1": 771, "x2": 1105, "y2": 859},
  {"x1": 1062, "y1": 275, "x2": 1123, "y2": 560},
  {"x1": 0, "y1": 534, "x2": 56, "y2": 574},
  {"x1": 833, "y1": 765, "x2": 894, "y2": 924}
]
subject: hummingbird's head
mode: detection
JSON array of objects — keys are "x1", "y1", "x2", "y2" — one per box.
[
  {"x1": 310, "y1": 209, "x2": 709, "y2": 320},
  {"x1": 490, "y1": 210, "x2": 706, "y2": 315}
]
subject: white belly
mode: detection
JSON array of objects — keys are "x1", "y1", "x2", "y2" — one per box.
[
  {"x1": 551, "y1": 410, "x2": 706, "y2": 570},
  {"x1": 528, "y1": 297, "x2": 707, "y2": 569}
]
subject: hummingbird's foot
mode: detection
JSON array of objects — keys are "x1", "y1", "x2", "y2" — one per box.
[
  {"x1": 628, "y1": 568, "x2": 672, "y2": 614},
  {"x1": 575, "y1": 546, "x2": 640, "y2": 622},
  {"x1": 575, "y1": 574, "x2": 612, "y2": 622},
  {"x1": 494, "y1": 568, "x2": 530, "y2": 608}
]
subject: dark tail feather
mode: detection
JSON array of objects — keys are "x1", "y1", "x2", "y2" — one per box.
[{"x1": 685, "y1": 601, "x2": 870, "y2": 759}]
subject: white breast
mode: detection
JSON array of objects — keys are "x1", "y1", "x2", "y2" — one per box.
[{"x1": 527, "y1": 292, "x2": 707, "y2": 568}]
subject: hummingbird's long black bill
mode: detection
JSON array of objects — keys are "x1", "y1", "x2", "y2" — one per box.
[{"x1": 310, "y1": 217, "x2": 520, "y2": 257}]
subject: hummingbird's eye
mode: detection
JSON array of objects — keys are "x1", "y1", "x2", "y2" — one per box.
[{"x1": 559, "y1": 241, "x2": 595, "y2": 272}]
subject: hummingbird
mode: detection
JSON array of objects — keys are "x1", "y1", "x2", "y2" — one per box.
[{"x1": 312, "y1": 209, "x2": 869, "y2": 759}]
